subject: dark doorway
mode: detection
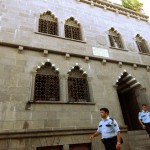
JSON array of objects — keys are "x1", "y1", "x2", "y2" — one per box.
[
  {"x1": 116, "y1": 71, "x2": 144, "y2": 131},
  {"x1": 117, "y1": 88, "x2": 142, "y2": 130}
]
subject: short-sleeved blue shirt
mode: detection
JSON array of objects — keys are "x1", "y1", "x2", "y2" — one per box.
[
  {"x1": 139, "y1": 110, "x2": 150, "y2": 123},
  {"x1": 97, "y1": 116, "x2": 120, "y2": 139}
]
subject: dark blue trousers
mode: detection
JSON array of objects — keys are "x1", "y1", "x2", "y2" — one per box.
[
  {"x1": 102, "y1": 136, "x2": 117, "y2": 150},
  {"x1": 143, "y1": 123, "x2": 150, "y2": 136}
]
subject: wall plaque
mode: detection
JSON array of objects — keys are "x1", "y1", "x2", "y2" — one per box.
[{"x1": 93, "y1": 47, "x2": 109, "y2": 58}]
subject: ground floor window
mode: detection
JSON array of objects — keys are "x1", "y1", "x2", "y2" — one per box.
[
  {"x1": 69, "y1": 143, "x2": 91, "y2": 150},
  {"x1": 37, "y1": 145, "x2": 63, "y2": 150}
]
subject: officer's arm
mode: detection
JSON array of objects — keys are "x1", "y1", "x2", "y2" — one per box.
[
  {"x1": 116, "y1": 131, "x2": 121, "y2": 150},
  {"x1": 113, "y1": 120, "x2": 121, "y2": 144},
  {"x1": 139, "y1": 119, "x2": 143, "y2": 126},
  {"x1": 117, "y1": 131, "x2": 121, "y2": 144},
  {"x1": 93, "y1": 131, "x2": 100, "y2": 137},
  {"x1": 89, "y1": 131, "x2": 100, "y2": 141},
  {"x1": 139, "y1": 119, "x2": 145, "y2": 129},
  {"x1": 138, "y1": 113, "x2": 145, "y2": 128}
]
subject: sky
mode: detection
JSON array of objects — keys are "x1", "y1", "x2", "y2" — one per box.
[
  {"x1": 111, "y1": 0, "x2": 150, "y2": 16},
  {"x1": 141, "y1": 0, "x2": 150, "y2": 16}
]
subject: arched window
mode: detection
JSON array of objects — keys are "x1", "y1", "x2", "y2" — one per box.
[
  {"x1": 135, "y1": 34, "x2": 149, "y2": 53},
  {"x1": 108, "y1": 27, "x2": 123, "y2": 49},
  {"x1": 38, "y1": 11, "x2": 58, "y2": 36},
  {"x1": 65, "y1": 17, "x2": 82, "y2": 40},
  {"x1": 68, "y1": 65, "x2": 90, "y2": 102},
  {"x1": 34, "y1": 62, "x2": 59, "y2": 101}
]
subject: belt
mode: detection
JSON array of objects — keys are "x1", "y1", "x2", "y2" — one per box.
[{"x1": 143, "y1": 122, "x2": 150, "y2": 125}]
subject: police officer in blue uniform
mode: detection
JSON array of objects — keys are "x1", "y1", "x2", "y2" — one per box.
[
  {"x1": 89, "y1": 108, "x2": 122, "y2": 150},
  {"x1": 138, "y1": 104, "x2": 150, "y2": 137}
]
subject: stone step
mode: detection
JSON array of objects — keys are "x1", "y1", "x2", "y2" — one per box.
[
  {"x1": 128, "y1": 130, "x2": 150, "y2": 150},
  {"x1": 129, "y1": 134, "x2": 149, "y2": 141},
  {"x1": 132, "y1": 146, "x2": 150, "y2": 150},
  {"x1": 129, "y1": 139, "x2": 150, "y2": 146},
  {"x1": 128, "y1": 130, "x2": 147, "y2": 135}
]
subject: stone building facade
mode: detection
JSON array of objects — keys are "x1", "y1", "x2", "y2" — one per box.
[{"x1": 0, "y1": 0, "x2": 150, "y2": 149}]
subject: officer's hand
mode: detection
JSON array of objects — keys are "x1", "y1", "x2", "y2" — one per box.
[
  {"x1": 116, "y1": 144, "x2": 121, "y2": 150},
  {"x1": 142, "y1": 125, "x2": 146, "y2": 129},
  {"x1": 89, "y1": 135, "x2": 94, "y2": 141}
]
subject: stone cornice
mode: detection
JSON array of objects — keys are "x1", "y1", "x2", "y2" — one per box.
[
  {"x1": 28, "y1": 101, "x2": 96, "y2": 105},
  {"x1": 0, "y1": 41, "x2": 150, "y2": 70},
  {"x1": 77, "y1": 0, "x2": 149, "y2": 22},
  {"x1": 0, "y1": 127, "x2": 127, "y2": 139}
]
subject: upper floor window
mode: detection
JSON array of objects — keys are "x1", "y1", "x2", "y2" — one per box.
[
  {"x1": 108, "y1": 27, "x2": 123, "y2": 49},
  {"x1": 38, "y1": 11, "x2": 58, "y2": 36},
  {"x1": 65, "y1": 17, "x2": 82, "y2": 40},
  {"x1": 135, "y1": 34, "x2": 149, "y2": 54},
  {"x1": 68, "y1": 65, "x2": 90, "y2": 102},
  {"x1": 34, "y1": 62, "x2": 59, "y2": 101}
]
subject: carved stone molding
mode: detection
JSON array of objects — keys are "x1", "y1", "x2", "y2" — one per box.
[
  {"x1": 77, "y1": 0, "x2": 149, "y2": 22},
  {"x1": 18, "y1": 46, "x2": 23, "y2": 54}
]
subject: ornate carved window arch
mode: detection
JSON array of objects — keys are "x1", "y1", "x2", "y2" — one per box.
[
  {"x1": 135, "y1": 34, "x2": 149, "y2": 53},
  {"x1": 68, "y1": 64, "x2": 90, "y2": 102},
  {"x1": 65, "y1": 17, "x2": 82, "y2": 40},
  {"x1": 108, "y1": 27, "x2": 123, "y2": 49},
  {"x1": 34, "y1": 61, "x2": 60, "y2": 101},
  {"x1": 38, "y1": 10, "x2": 58, "y2": 35}
]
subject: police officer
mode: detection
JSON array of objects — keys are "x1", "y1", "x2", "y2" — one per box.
[
  {"x1": 89, "y1": 108, "x2": 122, "y2": 150},
  {"x1": 138, "y1": 104, "x2": 150, "y2": 137}
]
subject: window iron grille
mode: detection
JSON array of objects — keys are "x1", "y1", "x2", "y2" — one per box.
[
  {"x1": 38, "y1": 11, "x2": 58, "y2": 36},
  {"x1": 65, "y1": 17, "x2": 82, "y2": 40},
  {"x1": 34, "y1": 62, "x2": 59, "y2": 101},
  {"x1": 136, "y1": 34, "x2": 149, "y2": 53},
  {"x1": 68, "y1": 66, "x2": 90, "y2": 102}
]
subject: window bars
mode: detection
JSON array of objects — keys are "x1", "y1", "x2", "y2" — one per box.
[
  {"x1": 136, "y1": 34, "x2": 149, "y2": 53},
  {"x1": 65, "y1": 17, "x2": 82, "y2": 40},
  {"x1": 38, "y1": 11, "x2": 58, "y2": 36},
  {"x1": 68, "y1": 66, "x2": 90, "y2": 102},
  {"x1": 34, "y1": 62, "x2": 59, "y2": 101},
  {"x1": 108, "y1": 28, "x2": 123, "y2": 49}
]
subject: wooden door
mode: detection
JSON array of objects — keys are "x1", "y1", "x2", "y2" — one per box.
[{"x1": 118, "y1": 89, "x2": 142, "y2": 130}]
